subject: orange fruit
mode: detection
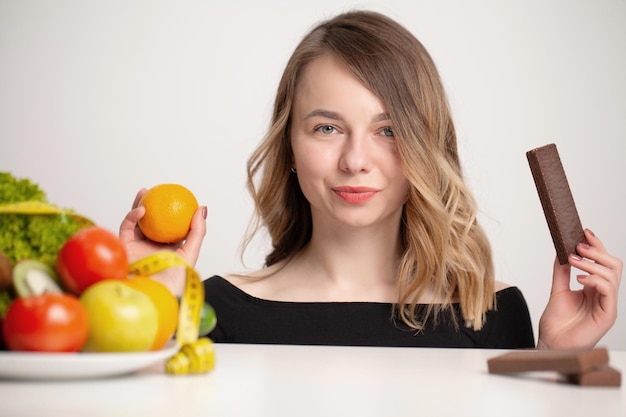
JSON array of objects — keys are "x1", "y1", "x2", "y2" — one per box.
[
  {"x1": 138, "y1": 183, "x2": 199, "y2": 243},
  {"x1": 124, "y1": 276, "x2": 179, "y2": 350}
]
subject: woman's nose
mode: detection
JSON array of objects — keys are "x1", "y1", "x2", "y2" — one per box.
[{"x1": 338, "y1": 133, "x2": 373, "y2": 174}]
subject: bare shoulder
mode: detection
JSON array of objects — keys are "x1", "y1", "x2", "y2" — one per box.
[
  {"x1": 221, "y1": 263, "x2": 286, "y2": 299},
  {"x1": 221, "y1": 273, "x2": 515, "y2": 301}
]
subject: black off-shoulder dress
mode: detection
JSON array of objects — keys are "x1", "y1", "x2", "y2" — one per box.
[{"x1": 203, "y1": 275, "x2": 535, "y2": 349}]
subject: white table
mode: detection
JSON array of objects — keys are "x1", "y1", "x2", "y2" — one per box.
[{"x1": 0, "y1": 344, "x2": 624, "y2": 417}]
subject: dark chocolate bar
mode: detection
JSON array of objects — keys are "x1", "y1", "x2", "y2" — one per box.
[
  {"x1": 566, "y1": 366, "x2": 622, "y2": 387},
  {"x1": 487, "y1": 347, "x2": 609, "y2": 375},
  {"x1": 526, "y1": 143, "x2": 587, "y2": 264}
]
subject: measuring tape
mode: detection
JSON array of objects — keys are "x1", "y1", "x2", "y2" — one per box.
[
  {"x1": 129, "y1": 250, "x2": 214, "y2": 375},
  {"x1": 0, "y1": 201, "x2": 95, "y2": 228}
]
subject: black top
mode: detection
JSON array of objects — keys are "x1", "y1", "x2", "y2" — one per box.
[{"x1": 203, "y1": 275, "x2": 535, "y2": 349}]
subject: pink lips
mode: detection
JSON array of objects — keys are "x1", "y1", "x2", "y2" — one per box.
[{"x1": 332, "y1": 186, "x2": 379, "y2": 204}]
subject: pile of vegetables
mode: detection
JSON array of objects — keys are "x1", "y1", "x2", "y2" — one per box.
[
  {"x1": 0, "y1": 173, "x2": 217, "y2": 356},
  {"x1": 0, "y1": 172, "x2": 92, "y2": 324},
  {"x1": 0, "y1": 172, "x2": 88, "y2": 270}
]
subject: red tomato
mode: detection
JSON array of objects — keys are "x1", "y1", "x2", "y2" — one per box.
[
  {"x1": 2, "y1": 293, "x2": 89, "y2": 352},
  {"x1": 56, "y1": 226, "x2": 129, "y2": 294}
]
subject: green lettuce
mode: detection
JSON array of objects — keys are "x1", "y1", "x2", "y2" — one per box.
[{"x1": 0, "y1": 172, "x2": 85, "y2": 269}]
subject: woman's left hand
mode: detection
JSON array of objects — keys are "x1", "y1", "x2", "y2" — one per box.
[{"x1": 537, "y1": 229, "x2": 622, "y2": 350}]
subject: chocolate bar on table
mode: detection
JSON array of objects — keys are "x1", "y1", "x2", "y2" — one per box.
[
  {"x1": 566, "y1": 366, "x2": 622, "y2": 387},
  {"x1": 487, "y1": 347, "x2": 609, "y2": 375},
  {"x1": 487, "y1": 347, "x2": 621, "y2": 387}
]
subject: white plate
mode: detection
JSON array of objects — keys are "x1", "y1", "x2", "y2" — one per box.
[{"x1": 0, "y1": 342, "x2": 179, "y2": 380}]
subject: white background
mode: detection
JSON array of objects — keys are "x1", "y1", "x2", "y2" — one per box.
[{"x1": 1, "y1": 0, "x2": 625, "y2": 349}]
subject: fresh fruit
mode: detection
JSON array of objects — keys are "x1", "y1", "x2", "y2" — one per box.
[
  {"x1": 79, "y1": 280, "x2": 158, "y2": 352},
  {"x1": 12, "y1": 260, "x2": 62, "y2": 297},
  {"x1": 2, "y1": 293, "x2": 89, "y2": 352},
  {"x1": 176, "y1": 298, "x2": 217, "y2": 337},
  {"x1": 125, "y1": 276, "x2": 179, "y2": 350},
  {"x1": 138, "y1": 183, "x2": 199, "y2": 243},
  {"x1": 199, "y1": 301, "x2": 217, "y2": 336},
  {"x1": 56, "y1": 226, "x2": 129, "y2": 294}
]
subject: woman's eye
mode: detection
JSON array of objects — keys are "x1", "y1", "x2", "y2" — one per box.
[
  {"x1": 316, "y1": 125, "x2": 337, "y2": 135},
  {"x1": 380, "y1": 127, "x2": 394, "y2": 137}
]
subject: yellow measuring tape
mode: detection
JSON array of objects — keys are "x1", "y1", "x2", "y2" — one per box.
[
  {"x1": 0, "y1": 201, "x2": 95, "y2": 227},
  {"x1": 129, "y1": 251, "x2": 214, "y2": 375}
]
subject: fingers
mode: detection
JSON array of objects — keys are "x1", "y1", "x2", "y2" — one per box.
[
  {"x1": 120, "y1": 188, "x2": 208, "y2": 268},
  {"x1": 120, "y1": 189, "x2": 149, "y2": 242},
  {"x1": 180, "y1": 206, "x2": 207, "y2": 266},
  {"x1": 550, "y1": 229, "x2": 622, "y2": 297},
  {"x1": 132, "y1": 188, "x2": 148, "y2": 209},
  {"x1": 570, "y1": 229, "x2": 622, "y2": 320},
  {"x1": 550, "y1": 257, "x2": 572, "y2": 294},
  {"x1": 576, "y1": 272, "x2": 618, "y2": 321},
  {"x1": 119, "y1": 205, "x2": 146, "y2": 243},
  {"x1": 580, "y1": 229, "x2": 622, "y2": 276},
  {"x1": 570, "y1": 229, "x2": 622, "y2": 285}
]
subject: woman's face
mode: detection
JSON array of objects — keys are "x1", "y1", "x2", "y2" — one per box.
[{"x1": 290, "y1": 54, "x2": 409, "y2": 231}]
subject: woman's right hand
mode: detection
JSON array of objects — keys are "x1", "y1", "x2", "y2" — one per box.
[{"x1": 118, "y1": 188, "x2": 207, "y2": 295}]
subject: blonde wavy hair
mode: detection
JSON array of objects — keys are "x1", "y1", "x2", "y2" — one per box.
[{"x1": 244, "y1": 10, "x2": 495, "y2": 331}]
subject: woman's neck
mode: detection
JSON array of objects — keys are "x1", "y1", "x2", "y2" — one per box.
[
  {"x1": 233, "y1": 212, "x2": 406, "y2": 303},
  {"x1": 287, "y1": 219, "x2": 403, "y2": 302}
]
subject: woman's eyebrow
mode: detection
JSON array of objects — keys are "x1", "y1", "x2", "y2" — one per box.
[
  {"x1": 303, "y1": 110, "x2": 391, "y2": 122},
  {"x1": 373, "y1": 112, "x2": 391, "y2": 122},
  {"x1": 304, "y1": 109, "x2": 343, "y2": 121}
]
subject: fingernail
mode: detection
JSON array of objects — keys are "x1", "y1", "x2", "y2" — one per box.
[
  {"x1": 570, "y1": 253, "x2": 583, "y2": 261},
  {"x1": 578, "y1": 242, "x2": 591, "y2": 250},
  {"x1": 202, "y1": 206, "x2": 208, "y2": 220},
  {"x1": 585, "y1": 228, "x2": 596, "y2": 237}
]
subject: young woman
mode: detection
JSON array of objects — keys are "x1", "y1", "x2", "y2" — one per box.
[{"x1": 120, "y1": 10, "x2": 621, "y2": 349}]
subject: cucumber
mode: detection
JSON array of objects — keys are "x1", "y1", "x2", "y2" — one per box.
[{"x1": 12, "y1": 260, "x2": 62, "y2": 297}]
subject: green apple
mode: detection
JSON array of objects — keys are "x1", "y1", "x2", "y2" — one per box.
[{"x1": 79, "y1": 280, "x2": 158, "y2": 352}]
